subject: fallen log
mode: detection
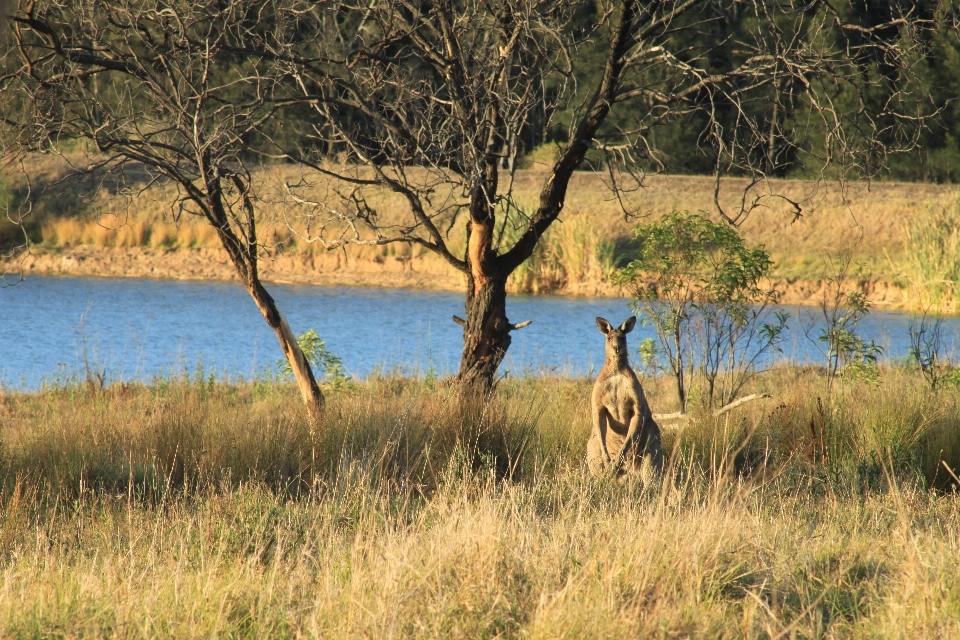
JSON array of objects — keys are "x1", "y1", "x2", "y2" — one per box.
[
  {"x1": 654, "y1": 394, "x2": 772, "y2": 425},
  {"x1": 715, "y1": 393, "x2": 772, "y2": 416}
]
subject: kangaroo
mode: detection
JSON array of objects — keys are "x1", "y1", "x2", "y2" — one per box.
[{"x1": 588, "y1": 316, "x2": 664, "y2": 479}]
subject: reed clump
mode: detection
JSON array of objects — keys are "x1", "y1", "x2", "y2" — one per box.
[
  {"x1": 0, "y1": 369, "x2": 959, "y2": 637},
  {"x1": 901, "y1": 191, "x2": 960, "y2": 311},
  {"x1": 13, "y1": 153, "x2": 960, "y2": 301},
  {"x1": 42, "y1": 214, "x2": 220, "y2": 250}
]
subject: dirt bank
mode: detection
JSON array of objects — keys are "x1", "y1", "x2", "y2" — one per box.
[
  {"x1": 2, "y1": 244, "x2": 909, "y2": 307},
  {"x1": 3, "y1": 245, "x2": 465, "y2": 292}
]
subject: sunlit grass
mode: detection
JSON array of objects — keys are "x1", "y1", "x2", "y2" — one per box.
[
  {"x1": 11, "y1": 154, "x2": 959, "y2": 303},
  {"x1": 901, "y1": 191, "x2": 960, "y2": 312},
  {"x1": 1, "y1": 369, "x2": 959, "y2": 637}
]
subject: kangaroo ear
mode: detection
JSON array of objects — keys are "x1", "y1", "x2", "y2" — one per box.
[
  {"x1": 620, "y1": 316, "x2": 636, "y2": 333},
  {"x1": 596, "y1": 317, "x2": 613, "y2": 334}
]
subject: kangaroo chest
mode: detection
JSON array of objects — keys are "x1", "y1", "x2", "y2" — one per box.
[{"x1": 598, "y1": 374, "x2": 640, "y2": 427}]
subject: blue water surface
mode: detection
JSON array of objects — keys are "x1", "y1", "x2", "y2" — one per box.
[{"x1": 1, "y1": 275, "x2": 957, "y2": 389}]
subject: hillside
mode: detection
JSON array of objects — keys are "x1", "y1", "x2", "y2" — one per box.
[{"x1": 3, "y1": 155, "x2": 957, "y2": 309}]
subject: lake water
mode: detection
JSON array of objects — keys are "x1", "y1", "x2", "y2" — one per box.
[{"x1": 2, "y1": 275, "x2": 958, "y2": 389}]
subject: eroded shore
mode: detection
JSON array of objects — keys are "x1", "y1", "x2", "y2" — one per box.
[{"x1": 2, "y1": 243, "x2": 910, "y2": 308}]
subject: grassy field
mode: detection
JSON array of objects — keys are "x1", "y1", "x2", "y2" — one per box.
[
  {"x1": 5, "y1": 154, "x2": 960, "y2": 307},
  {"x1": 1, "y1": 368, "x2": 959, "y2": 637}
]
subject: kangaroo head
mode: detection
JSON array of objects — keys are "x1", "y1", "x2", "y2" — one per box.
[{"x1": 596, "y1": 316, "x2": 636, "y2": 364}]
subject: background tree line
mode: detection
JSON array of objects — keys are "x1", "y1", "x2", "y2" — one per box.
[{"x1": 4, "y1": 1, "x2": 957, "y2": 180}]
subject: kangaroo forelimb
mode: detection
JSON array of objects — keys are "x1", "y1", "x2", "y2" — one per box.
[
  {"x1": 594, "y1": 409, "x2": 613, "y2": 466},
  {"x1": 614, "y1": 413, "x2": 643, "y2": 472}
]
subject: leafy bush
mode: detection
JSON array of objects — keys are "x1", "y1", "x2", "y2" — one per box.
[
  {"x1": 615, "y1": 211, "x2": 786, "y2": 410},
  {"x1": 813, "y1": 256, "x2": 883, "y2": 387},
  {"x1": 276, "y1": 329, "x2": 351, "y2": 389},
  {"x1": 907, "y1": 311, "x2": 960, "y2": 391}
]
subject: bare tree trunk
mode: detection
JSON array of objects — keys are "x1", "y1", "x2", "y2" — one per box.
[
  {"x1": 457, "y1": 275, "x2": 511, "y2": 389},
  {"x1": 208, "y1": 188, "x2": 325, "y2": 418},
  {"x1": 454, "y1": 161, "x2": 526, "y2": 390},
  {"x1": 674, "y1": 321, "x2": 686, "y2": 412},
  {"x1": 247, "y1": 279, "x2": 325, "y2": 417}
]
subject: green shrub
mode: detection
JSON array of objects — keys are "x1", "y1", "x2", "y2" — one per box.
[
  {"x1": 276, "y1": 329, "x2": 352, "y2": 389},
  {"x1": 615, "y1": 210, "x2": 786, "y2": 410}
]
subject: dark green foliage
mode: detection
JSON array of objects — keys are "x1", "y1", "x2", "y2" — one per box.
[
  {"x1": 533, "y1": 1, "x2": 952, "y2": 181},
  {"x1": 0, "y1": 177, "x2": 41, "y2": 250},
  {"x1": 3, "y1": 1, "x2": 951, "y2": 183}
]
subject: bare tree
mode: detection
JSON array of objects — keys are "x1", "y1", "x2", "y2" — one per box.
[
  {"x1": 0, "y1": 0, "x2": 325, "y2": 414},
  {"x1": 261, "y1": 0, "x2": 933, "y2": 389}
]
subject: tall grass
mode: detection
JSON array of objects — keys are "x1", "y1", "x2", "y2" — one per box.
[
  {"x1": 1, "y1": 370, "x2": 959, "y2": 636},
  {"x1": 38, "y1": 200, "x2": 627, "y2": 293},
  {"x1": 902, "y1": 192, "x2": 960, "y2": 311},
  {"x1": 16, "y1": 153, "x2": 960, "y2": 299},
  {"x1": 42, "y1": 214, "x2": 220, "y2": 250},
  {"x1": 503, "y1": 208, "x2": 623, "y2": 293}
]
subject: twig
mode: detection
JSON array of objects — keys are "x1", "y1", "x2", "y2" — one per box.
[
  {"x1": 653, "y1": 411, "x2": 692, "y2": 422},
  {"x1": 941, "y1": 460, "x2": 960, "y2": 488}
]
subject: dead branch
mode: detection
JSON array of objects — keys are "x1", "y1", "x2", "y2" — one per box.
[{"x1": 655, "y1": 393, "x2": 772, "y2": 425}]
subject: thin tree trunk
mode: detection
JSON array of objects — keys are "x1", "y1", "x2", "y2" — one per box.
[
  {"x1": 207, "y1": 187, "x2": 325, "y2": 418},
  {"x1": 247, "y1": 279, "x2": 325, "y2": 417},
  {"x1": 674, "y1": 321, "x2": 686, "y2": 412}
]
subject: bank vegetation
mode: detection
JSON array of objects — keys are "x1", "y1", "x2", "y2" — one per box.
[{"x1": 4, "y1": 155, "x2": 960, "y2": 310}]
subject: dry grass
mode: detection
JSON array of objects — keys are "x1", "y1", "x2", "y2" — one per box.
[
  {"x1": 10, "y1": 157, "x2": 954, "y2": 270},
  {"x1": 1, "y1": 369, "x2": 959, "y2": 637},
  {"x1": 503, "y1": 171, "x2": 958, "y2": 282},
  {"x1": 38, "y1": 197, "x2": 222, "y2": 250},
  {"x1": 7, "y1": 153, "x2": 960, "y2": 300},
  {"x1": 898, "y1": 191, "x2": 960, "y2": 311}
]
